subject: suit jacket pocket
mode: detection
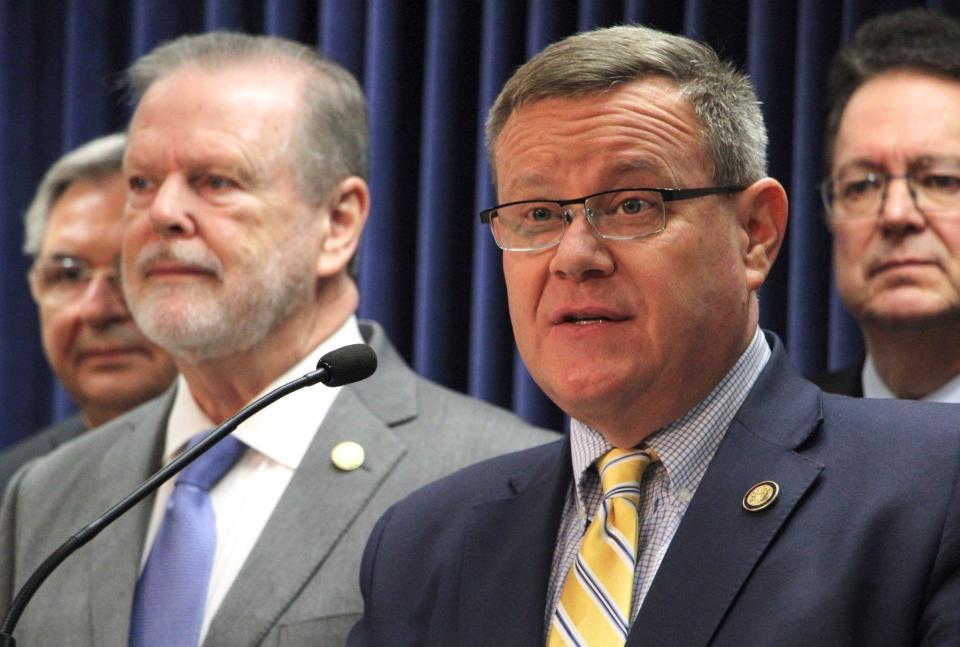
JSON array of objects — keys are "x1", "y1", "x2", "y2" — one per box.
[{"x1": 276, "y1": 613, "x2": 360, "y2": 646}]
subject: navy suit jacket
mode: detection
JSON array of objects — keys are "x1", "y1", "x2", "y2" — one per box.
[
  {"x1": 349, "y1": 337, "x2": 960, "y2": 646},
  {"x1": 811, "y1": 358, "x2": 864, "y2": 397}
]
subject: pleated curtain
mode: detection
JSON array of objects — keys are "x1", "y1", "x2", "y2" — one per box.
[{"x1": 2, "y1": 0, "x2": 957, "y2": 447}]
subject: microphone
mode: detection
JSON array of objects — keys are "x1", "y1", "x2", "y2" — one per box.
[
  {"x1": 0, "y1": 343, "x2": 377, "y2": 645},
  {"x1": 315, "y1": 343, "x2": 378, "y2": 387}
]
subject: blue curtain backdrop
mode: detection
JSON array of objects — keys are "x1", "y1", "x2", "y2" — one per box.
[{"x1": 2, "y1": 0, "x2": 957, "y2": 448}]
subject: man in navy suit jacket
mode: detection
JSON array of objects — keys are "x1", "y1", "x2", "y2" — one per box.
[
  {"x1": 349, "y1": 24, "x2": 960, "y2": 646},
  {"x1": 815, "y1": 9, "x2": 960, "y2": 401}
]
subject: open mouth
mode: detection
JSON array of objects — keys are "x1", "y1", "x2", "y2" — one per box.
[
  {"x1": 551, "y1": 305, "x2": 627, "y2": 327},
  {"x1": 565, "y1": 316, "x2": 609, "y2": 325}
]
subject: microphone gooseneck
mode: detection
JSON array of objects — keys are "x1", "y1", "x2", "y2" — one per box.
[{"x1": 0, "y1": 343, "x2": 378, "y2": 645}]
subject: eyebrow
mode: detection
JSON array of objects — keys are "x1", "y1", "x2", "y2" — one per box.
[
  {"x1": 40, "y1": 253, "x2": 121, "y2": 268},
  {"x1": 124, "y1": 146, "x2": 265, "y2": 188},
  {"x1": 607, "y1": 158, "x2": 666, "y2": 174},
  {"x1": 502, "y1": 173, "x2": 551, "y2": 196},
  {"x1": 836, "y1": 155, "x2": 960, "y2": 175},
  {"x1": 605, "y1": 158, "x2": 677, "y2": 185},
  {"x1": 503, "y1": 159, "x2": 672, "y2": 197}
]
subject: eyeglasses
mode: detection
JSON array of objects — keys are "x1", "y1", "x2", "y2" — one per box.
[
  {"x1": 479, "y1": 186, "x2": 744, "y2": 252},
  {"x1": 28, "y1": 256, "x2": 122, "y2": 308},
  {"x1": 821, "y1": 158, "x2": 960, "y2": 220}
]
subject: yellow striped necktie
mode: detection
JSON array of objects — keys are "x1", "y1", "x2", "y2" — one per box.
[{"x1": 548, "y1": 447, "x2": 657, "y2": 647}]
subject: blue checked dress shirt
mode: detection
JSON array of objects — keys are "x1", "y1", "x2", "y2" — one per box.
[{"x1": 544, "y1": 328, "x2": 770, "y2": 640}]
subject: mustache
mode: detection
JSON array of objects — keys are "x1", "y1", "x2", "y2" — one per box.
[{"x1": 133, "y1": 241, "x2": 224, "y2": 278}]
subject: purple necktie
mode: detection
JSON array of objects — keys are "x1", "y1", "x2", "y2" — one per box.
[{"x1": 128, "y1": 435, "x2": 247, "y2": 647}]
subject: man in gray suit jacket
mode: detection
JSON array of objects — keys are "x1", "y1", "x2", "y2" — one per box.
[
  {"x1": 0, "y1": 134, "x2": 177, "y2": 495},
  {"x1": 0, "y1": 33, "x2": 554, "y2": 646}
]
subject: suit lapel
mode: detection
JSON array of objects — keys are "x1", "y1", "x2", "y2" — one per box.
[
  {"x1": 87, "y1": 396, "x2": 170, "y2": 646},
  {"x1": 205, "y1": 327, "x2": 411, "y2": 646},
  {"x1": 460, "y1": 439, "x2": 570, "y2": 647},
  {"x1": 627, "y1": 420, "x2": 822, "y2": 647},
  {"x1": 628, "y1": 339, "x2": 825, "y2": 647}
]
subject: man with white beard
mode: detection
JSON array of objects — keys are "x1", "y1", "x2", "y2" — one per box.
[{"x1": 0, "y1": 33, "x2": 553, "y2": 647}]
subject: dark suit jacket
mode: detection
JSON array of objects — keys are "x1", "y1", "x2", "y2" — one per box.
[
  {"x1": 811, "y1": 358, "x2": 864, "y2": 397},
  {"x1": 0, "y1": 321, "x2": 557, "y2": 646},
  {"x1": 0, "y1": 413, "x2": 86, "y2": 496},
  {"x1": 349, "y1": 336, "x2": 960, "y2": 646}
]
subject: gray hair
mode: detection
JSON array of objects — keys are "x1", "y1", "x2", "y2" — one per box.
[
  {"x1": 825, "y1": 8, "x2": 960, "y2": 169},
  {"x1": 23, "y1": 132, "x2": 127, "y2": 256},
  {"x1": 125, "y1": 31, "x2": 369, "y2": 205},
  {"x1": 486, "y1": 24, "x2": 767, "y2": 187}
]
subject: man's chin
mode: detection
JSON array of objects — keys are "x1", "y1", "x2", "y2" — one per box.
[
  {"x1": 73, "y1": 377, "x2": 164, "y2": 407},
  {"x1": 138, "y1": 321, "x2": 222, "y2": 361},
  {"x1": 861, "y1": 298, "x2": 960, "y2": 330},
  {"x1": 543, "y1": 373, "x2": 630, "y2": 423}
]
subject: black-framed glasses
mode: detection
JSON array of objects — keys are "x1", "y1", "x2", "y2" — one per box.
[
  {"x1": 821, "y1": 157, "x2": 960, "y2": 220},
  {"x1": 479, "y1": 186, "x2": 745, "y2": 252},
  {"x1": 28, "y1": 256, "x2": 122, "y2": 308}
]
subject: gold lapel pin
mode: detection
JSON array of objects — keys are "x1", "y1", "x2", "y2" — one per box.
[
  {"x1": 742, "y1": 481, "x2": 779, "y2": 512},
  {"x1": 331, "y1": 441, "x2": 365, "y2": 471}
]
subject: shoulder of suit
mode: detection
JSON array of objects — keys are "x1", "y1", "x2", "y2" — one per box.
[
  {"x1": 816, "y1": 393, "x2": 960, "y2": 470},
  {"x1": 809, "y1": 364, "x2": 862, "y2": 396},
  {"x1": 0, "y1": 414, "x2": 85, "y2": 467},
  {"x1": 414, "y1": 376, "x2": 557, "y2": 433},
  {"x1": 390, "y1": 439, "x2": 563, "y2": 512},
  {"x1": 9, "y1": 393, "x2": 169, "y2": 495}
]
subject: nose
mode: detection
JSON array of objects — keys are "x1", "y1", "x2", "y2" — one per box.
[
  {"x1": 77, "y1": 272, "x2": 129, "y2": 327},
  {"x1": 148, "y1": 175, "x2": 197, "y2": 237},
  {"x1": 547, "y1": 205, "x2": 615, "y2": 281},
  {"x1": 878, "y1": 176, "x2": 925, "y2": 235}
]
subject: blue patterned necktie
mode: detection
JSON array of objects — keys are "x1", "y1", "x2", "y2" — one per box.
[{"x1": 128, "y1": 435, "x2": 247, "y2": 647}]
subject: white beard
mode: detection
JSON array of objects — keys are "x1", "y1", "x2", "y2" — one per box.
[{"x1": 124, "y1": 236, "x2": 316, "y2": 363}]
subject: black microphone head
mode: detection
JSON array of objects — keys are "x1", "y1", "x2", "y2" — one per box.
[{"x1": 316, "y1": 343, "x2": 378, "y2": 386}]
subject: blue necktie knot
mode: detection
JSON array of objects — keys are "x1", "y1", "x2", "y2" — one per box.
[{"x1": 176, "y1": 435, "x2": 247, "y2": 491}]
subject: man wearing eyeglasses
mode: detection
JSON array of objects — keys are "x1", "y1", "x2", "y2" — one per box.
[
  {"x1": 815, "y1": 8, "x2": 960, "y2": 401},
  {"x1": 0, "y1": 134, "x2": 177, "y2": 495},
  {"x1": 350, "y1": 24, "x2": 960, "y2": 646}
]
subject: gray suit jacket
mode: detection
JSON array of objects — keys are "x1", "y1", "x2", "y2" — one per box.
[
  {"x1": 0, "y1": 321, "x2": 556, "y2": 646},
  {"x1": 0, "y1": 413, "x2": 86, "y2": 496}
]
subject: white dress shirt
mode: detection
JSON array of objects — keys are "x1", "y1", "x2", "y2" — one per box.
[
  {"x1": 140, "y1": 315, "x2": 364, "y2": 644},
  {"x1": 862, "y1": 353, "x2": 960, "y2": 402}
]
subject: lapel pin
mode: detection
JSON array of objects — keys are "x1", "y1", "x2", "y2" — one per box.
[
  {"x1": 742, "y1": 481, "x2": 779, "y2": 512},
  {"x1": 331, "y1": 441, "x2": 365, "y2": 471}
]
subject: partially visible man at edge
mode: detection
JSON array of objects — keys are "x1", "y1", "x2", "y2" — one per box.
[
  {"x1": 0, "y1": 133, "x2": 177, "y2": 494},
  {"x1": 815, "y1": 9, "x2": 960, "y2": 400},
  {"x1": 349, "y1": 24, "x2": 960, "y2": 646},
  {"x1": 0, "y1": 33, "x2": 554, "y2": 646}
]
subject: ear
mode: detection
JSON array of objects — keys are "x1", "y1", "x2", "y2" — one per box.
[
  {"x1": 316, "y1": 176, "x2": 370, "y2": 278},
  {"x1": 736, "y1": 177, "x2": 788, "y2": 292}
]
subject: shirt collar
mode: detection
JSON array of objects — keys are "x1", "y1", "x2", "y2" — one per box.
[
  {"x1": 861, "y1": 352, "x2": 960, "y2": 403},
  {"x1": 164, "y1": 315, "x2": 365, "y2": 469},
  {"x1": 569, "y1": 327, "x2": 771, "y2": 517}
]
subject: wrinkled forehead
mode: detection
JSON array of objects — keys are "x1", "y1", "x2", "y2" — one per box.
[
  {"x1": 832, "y1": 70, "x2": 960, "y2": 172},
  {"x1": 125, "y1": 64, "x2": 306, "y2": 178},
  {"x1": 494, "y1": 80, "x2": 710, "y2": 196},
  {"x1": 129, "y1": 63, "x2": 304, "y2": 143}
]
